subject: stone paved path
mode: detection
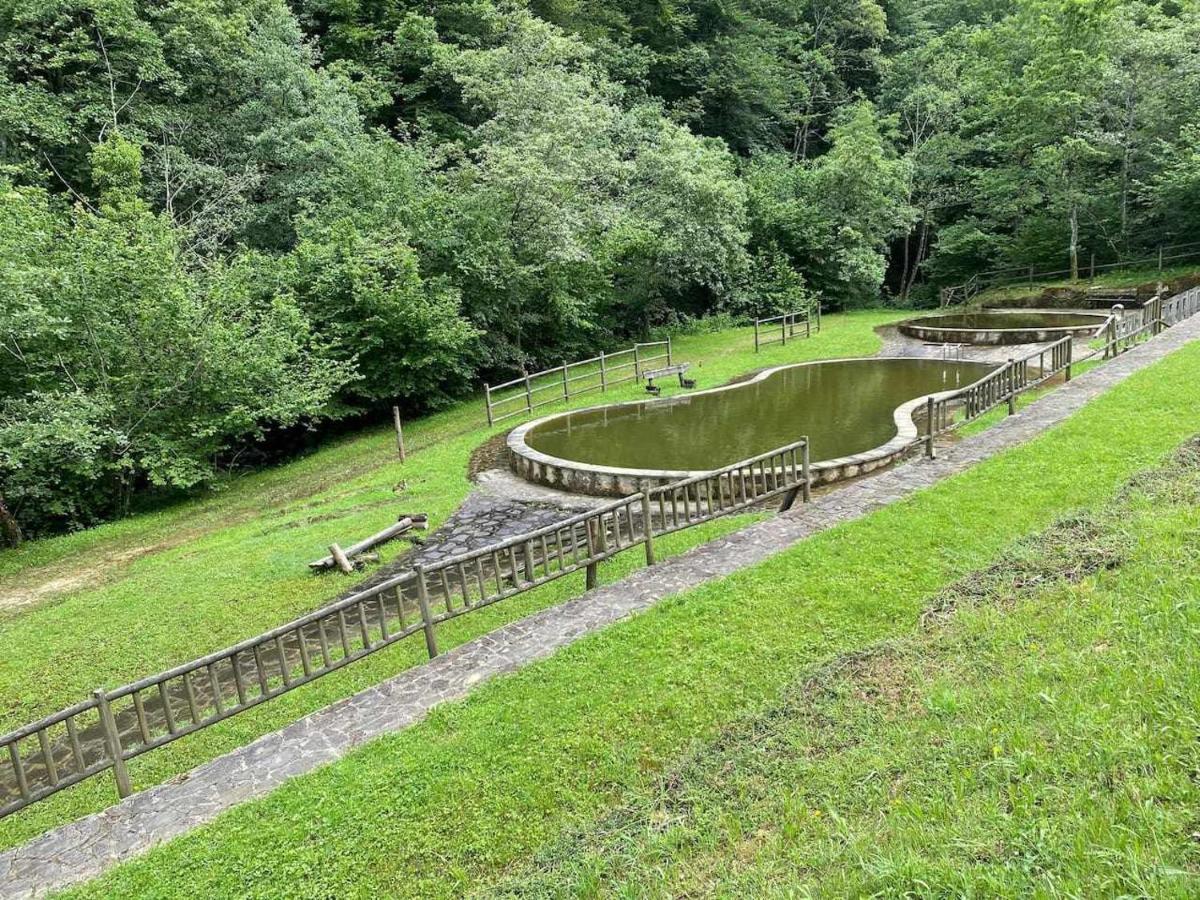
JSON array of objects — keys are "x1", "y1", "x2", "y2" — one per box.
[{"x1": 3, "y1": 315, "x2": 1198, "y2": 899}]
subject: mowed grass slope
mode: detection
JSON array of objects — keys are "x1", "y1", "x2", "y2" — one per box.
[
  {"x1": 68, "y1": 340, "x2": 1200, "y2": 896},
  {"x1": 0, "y1": 310, "x2": 904, "y2": 849},
  {"x1": 485, "y1": 445, "x2": 1200, "y2": 896}
]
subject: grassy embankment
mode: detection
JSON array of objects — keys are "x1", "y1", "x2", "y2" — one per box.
[
  {"x1": 973, "y1": 263, "x2": 1200, "y2": 306},
  {"x1": 0, "y1": 310, "x2": 906, "y2": 850},
  {"x1": 69, "y1": 335, "x2": 1200, "y2": 895}
]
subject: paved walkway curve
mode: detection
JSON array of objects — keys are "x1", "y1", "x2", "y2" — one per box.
[{"x1": 3, "y1": 317, "x2": 1199, "y2": 898}]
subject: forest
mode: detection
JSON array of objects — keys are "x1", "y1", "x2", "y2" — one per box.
[{"x1": 1, "y1": 0, "x2": 1198, "y2": 536}]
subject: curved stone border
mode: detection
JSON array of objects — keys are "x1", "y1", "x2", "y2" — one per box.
[
  {"x1": 507, "y1": 357, "x2": 999, "y2": 496},
  {"x1": 898, "y1": 308, "x2": 1109, "y2": 346}
]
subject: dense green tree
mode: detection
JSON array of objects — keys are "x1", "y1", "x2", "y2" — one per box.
[
  {"x1": 0, "y1": 138, "x2": 348, "y2": 532},
  {"x1": 3, "y1": 0, "x2": 1200, "y2": 534}
]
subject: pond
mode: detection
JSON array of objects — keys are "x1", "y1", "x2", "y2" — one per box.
[
  {"x1": 898, "y1": 309, "x2": 1109, "y2": 345},
  {"x1": 516, "y1": 357, "x2": 996, "y2": 473}
]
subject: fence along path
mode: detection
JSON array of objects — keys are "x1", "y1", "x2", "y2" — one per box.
[
  {"x1": 0, "y1": 439, "x2": 811, "y2": 821},
  {"x1": 484, "y1": 341, "x2": 671, "y2": 426},
  {"x1": 922, "y1": 286, "x2": 1200, "y2": 453}
]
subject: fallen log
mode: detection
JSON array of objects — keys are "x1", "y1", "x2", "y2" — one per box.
[
  {"x1": 310, "y1": 516, "x2": 421, "y2": 571},
  {"x1": 329, "y1": 542, "x2": 354, "y2": 575}
]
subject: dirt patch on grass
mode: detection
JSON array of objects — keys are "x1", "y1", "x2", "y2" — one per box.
[
  {"x1": 0, "y1": 540, "x2": 186, "y2": 616},
  {"x1": 469, "y1": 432, "x2": 510, "y2": 481}
]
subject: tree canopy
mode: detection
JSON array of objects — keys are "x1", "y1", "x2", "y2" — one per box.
[{"x1": 1, "y1": 0, "x2": 1198, "y2": 535}]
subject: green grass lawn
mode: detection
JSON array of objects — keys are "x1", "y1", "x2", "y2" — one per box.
[
  {"x1": 974, "y1": 263, "x2": 1200, "y2": 306},
  {"x1": 483, "y1": 443, "x2": 1200, "y2": 897},
  {"x1": 65, "y1": 337, "x2": 1200, "y2": 896},
  {"x1": 0, "y1": 310, "x2": 906, "y2": 850}
]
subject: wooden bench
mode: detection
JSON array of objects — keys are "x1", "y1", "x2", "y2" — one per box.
[{"x1": 643, "y1": 363, "x2": 694, "y2": 395}]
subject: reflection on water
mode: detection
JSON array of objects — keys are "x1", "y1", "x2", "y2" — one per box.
[
  {"x1": 526, "y1": 358, "x2": 997, "y2": 470},
  {"x1": 908, "y1": 312, "x2": 1103, "y2": 330}
]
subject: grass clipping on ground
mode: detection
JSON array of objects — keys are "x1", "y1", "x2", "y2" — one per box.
[{"x1": 482, "y1": 438, "x2": 1200, "y2": 897}]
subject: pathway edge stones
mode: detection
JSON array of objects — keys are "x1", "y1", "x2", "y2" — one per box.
[{"x1": 3, "y1": 316, "x2": 1200, "y2": 899}]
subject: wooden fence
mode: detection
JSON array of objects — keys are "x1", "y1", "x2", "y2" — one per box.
[
  {"x1": 753, "y1": 306, "x2": 821, "y2": 352},
  {"x1": 939, "y1": 241, "x2": 1200, "y2": 307},
  {"x1": 0, "y1": 440, "x2": 809, "y2": 820},
  {"x1": 922, "y1": 285, "x2": 1200, "y2": 454},
  {"x1": 484, "y1": 341, "x2": 672, "y2": 426}
]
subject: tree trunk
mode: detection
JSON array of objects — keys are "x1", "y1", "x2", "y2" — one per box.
[
  {"x1": 902, "y1": 218, "x2": 931, "y2": 301},
  {"x1": 1069, "y1": 203, "x2": 1080, "y2": 281},
  {"x1": 0, "y1": 493, "x2": 22, "y2": 549}
]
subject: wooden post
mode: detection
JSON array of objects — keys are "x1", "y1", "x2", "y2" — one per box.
[
  {"x1": 484, "y1": 385, "x2": 494, "y2": 427},
  {"x1": 414, "y1": 567, "x2": 439, "y2": 658},
  {"x1": 1158, "y1": 245, "x2": 1164, "y2": 273},
  {"x1": 585, "y1": 562, "x2": 598, "y2": 590},
  {"x1": 802, "y1": 439, "x2": 811, "y2": 503},
  {"x1": 561, "y1": 362, "x2": 569, "y2": 400},
  {"x1": 392, "y1": 406, "x2": 406, "y2": 462},
  {"x1": 781, "y1": 316, "x2": 787, "y2": 346},
  {"x1": 640, "y1": 495, "x2": 656, "y2": 567},
  {"x1": 754, "y1": 318, "x2": 760, "y2": 352},
  {"x1": 329, "y1": 543, "x2": 354, "y2": 574},
  {"x1": 1065, "y1": 338, "x2": 1072, "y2": 382},
  {"x1": 522, "y1": 540, "x2": 536, "y2": 583},
  {"x1": 1006, "y1": 360, "x2": 1016, "y2": 415},
  {"x1": 925, "y1": 396, "x2": 936, "y2": 459},
  {"x1": 633, "y1": 345, "x2": 641, "y2": 381},
  {"x1": 666, "y1": 337, "x2": 673, "y2": 367},
  {"x1": 524, "y1": 373, "x2": 533, "y2": 412},
  {"x1": 599, "y1": 351, "x2": 607, "y2": 392},
  {"x1": 93, "y1": 689, "x2": 132, "y2": 799},
  {"x1": 815, "y1": 302, "x2": 821, "y2": 332}
]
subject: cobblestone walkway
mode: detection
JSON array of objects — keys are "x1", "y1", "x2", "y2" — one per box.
[{"x1": 3, "y1": 316, "x2": 1198, "y2": 898}]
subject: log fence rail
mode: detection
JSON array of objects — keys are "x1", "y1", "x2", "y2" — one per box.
[
  {"x1": 0, "y1": 439, "x2": 808, "y2": 820},
  {"x1": 484, "y1": 341, "x2": 672, "y2": 426},
  {"x1": 753, "y1": 305, "x2": 821, "y2": 352}
]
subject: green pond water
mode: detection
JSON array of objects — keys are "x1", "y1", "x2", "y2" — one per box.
[
  {"x1": 524, "y1": 358, "x2": 998, "y2": 471},
  {"x1": 908, "y1": 311, "x2": 1103, "y2": 330}
]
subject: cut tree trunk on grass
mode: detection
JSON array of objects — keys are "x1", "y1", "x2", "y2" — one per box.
[
  {"x1": 330, "y1": 543, "x2": 354, "y2": 575},
  {"x1": 309, "y1": 516, "x2": 426, "y2": 572}
]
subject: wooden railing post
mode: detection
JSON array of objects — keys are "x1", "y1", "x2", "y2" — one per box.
[
  {"x1": 754, "y1": 318, "x2": 760, "y2": 352},
  {"x1": 633, "y1": 345, "x2": 641, "y2": 381},
  {"x1": 599, "y1": 351, "x2": 607, "y2": 392},
  {"x1": 640, "y1": 495, "x2": 656, "y2": 567},
  {"x1": 414, "y1": 567, "x2": 439, "y2": 659},
  {"x1": 1007, "y1": 360, "x2": 1016, "y2": 415},
  {"x1": 524, "y1": 373, "x2": 533, "y2": 411},
  {"x1": 484, "y1": 385, "x2": 494, "y2": 427},
  {"x1": 1065, "y1": 339, "x2": 1072, "y2": 382},
  {"x1": 561, "y1": 362, "x2": 569, "y2": 400},
  {"x1": 666, "y1": 337, "x2": 673, "y2": 367},
  {"x1": 93, "y1": 689, "x2": 132, "y2": 800},
  {"x1": 925, "y1": 396, "x2": 937, "y2": 459},
  {"x1": 801, "y1": 438, "x2": 811, "y2": 503}
]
